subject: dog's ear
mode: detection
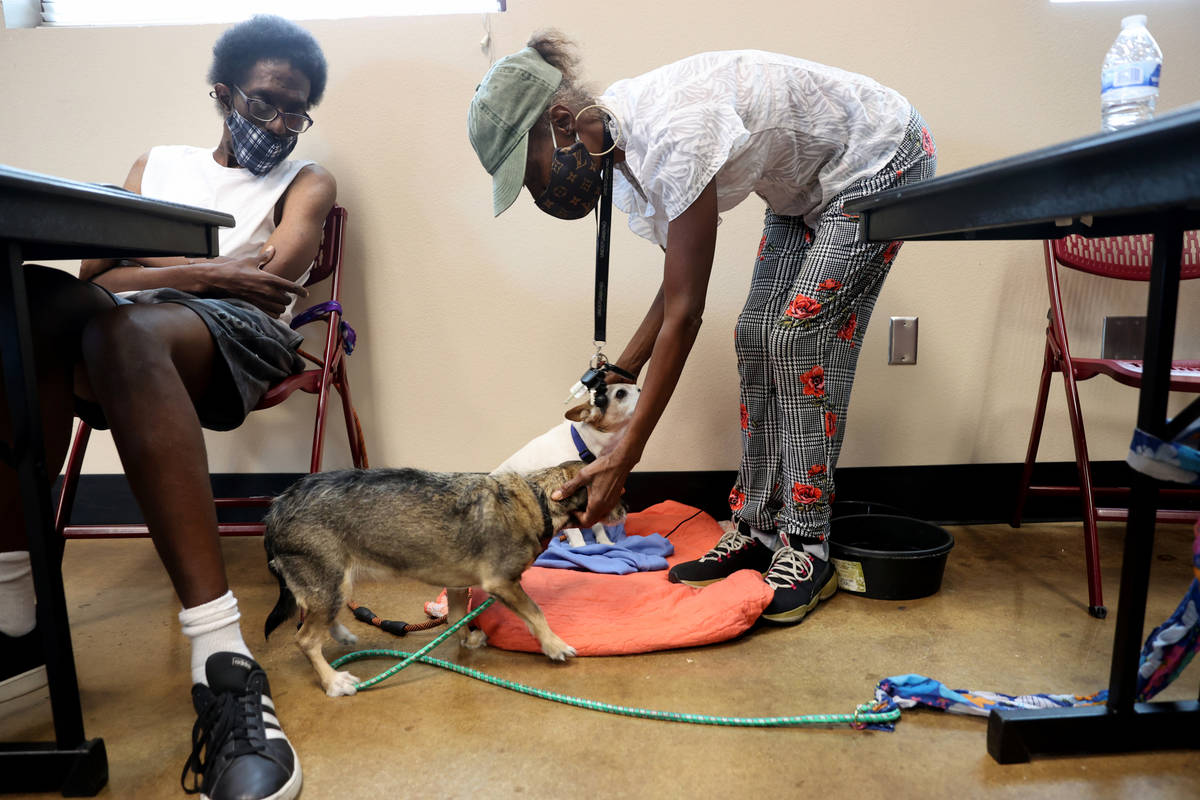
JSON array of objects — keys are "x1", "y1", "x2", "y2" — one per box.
[{"x1": 564, "y1": 402, "x2": 598, "y2": 423}]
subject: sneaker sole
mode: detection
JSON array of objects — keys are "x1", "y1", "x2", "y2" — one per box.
[
  {"x1": 0, "y1": 664, "x2": 48, "y2": 703},
  {"x1": 671, "y1": 569, "x2": 768, "y2": 589},
  {"x1": 0, "y1": 665, "x2": 49, "y2": 719},
  {"x1": 760, "y1": 576, "x2": 838, "y2": 624},
  {"x1": 671, "y1": 576, "x2": 724, "y2": 588}
]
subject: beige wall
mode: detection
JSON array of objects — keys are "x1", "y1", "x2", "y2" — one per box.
[{"x1": 2, "y1": 0, "x2": 1198, "y2": 480}]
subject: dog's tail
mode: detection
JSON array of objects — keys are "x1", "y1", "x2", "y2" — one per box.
[{"x1": 263, "y1": 537, "x2": 297, "y2": 640}]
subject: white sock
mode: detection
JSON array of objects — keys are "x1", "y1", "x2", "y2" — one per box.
[
  {"x1": 0, "y1": 551, "x2": 36, "y2": 637},
  {"x1": 801, "y1": 539, "x2": 830, "y2": 561},
  {"x1": 178, "y1": 590, "x2": 253, "y2": 686},
  {"x1": 747, "y1": 526, "x2": 783, "y2": 552}
]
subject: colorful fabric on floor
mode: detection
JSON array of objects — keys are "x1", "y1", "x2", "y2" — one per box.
[
  {"x1": 872, "y1": 522, "x2": 1200, "y2": 729},
  {"x1": 1136, "y1": 519, "x2": 1200, "y2": 701},
  {"x1": 1127, "y1": 419, "x2": 1200, "y2": 486},
  {"x1": 871, "y1": 674, "x2": 1106, "y2": 731},
  {"x1": 533, "y1": 523, "x2": 674, "y2": 574}
]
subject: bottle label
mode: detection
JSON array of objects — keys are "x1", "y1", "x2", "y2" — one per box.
[{"x1": 1102, "y1": 61, "x2": 1162, "y2": 94}]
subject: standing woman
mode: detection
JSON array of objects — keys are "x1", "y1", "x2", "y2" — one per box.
[{"x1": 468, "y1": 31, "x2": 936, "y2": 624}]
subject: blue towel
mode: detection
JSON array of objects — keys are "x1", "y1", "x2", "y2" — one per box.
[{"x1": 534, "y1": 523, "x2": 674, "y2": 574}]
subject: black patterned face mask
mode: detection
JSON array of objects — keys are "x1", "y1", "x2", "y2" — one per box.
[
  {"x1": 534, "y1": 123, "x2": 603, "y2": 220},
  {"x1": 226, "y1": 108, "x2": 297, "y2": 176}
]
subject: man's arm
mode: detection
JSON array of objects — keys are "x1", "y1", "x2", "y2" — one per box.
[
  {"x1": 79, "y1": 153, "x2": 150, "y2": 282},
  {"x1": 259, "y1": 164, "x2": 337, "y2": 284},
  {"x1": 81, "y1": 155, "x2": 335, "y2": 316},
  {"x1": 81, "y1": 151, "x2": 234, "y2": 287}
]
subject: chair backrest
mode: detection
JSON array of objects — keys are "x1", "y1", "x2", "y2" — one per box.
[
  {"x1": 305, "y1": 204, "x2": 347, "y2": 288},
  {"x1": 1052, "y1": 231, "x2": 1200, "y2": 281}
]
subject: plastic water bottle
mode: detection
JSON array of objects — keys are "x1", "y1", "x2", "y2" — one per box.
[{"x1": 1100, "y1": 14, "x2": 1163, "y2": 131}]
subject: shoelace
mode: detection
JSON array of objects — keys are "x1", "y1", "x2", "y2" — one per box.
[
  {"x1": 699, "y1": 529, "x2": 753, "y2": 563},
  {"x1": 763, "y1": 548, "x2": 815, "y2": 589},
  {"x1": 180, "y1": 677, "x2": 287, "y2": 795}
]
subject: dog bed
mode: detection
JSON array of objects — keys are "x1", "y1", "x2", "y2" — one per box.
[{"x1": 472, "y1": 501, "x2": 774, "y2": 656}]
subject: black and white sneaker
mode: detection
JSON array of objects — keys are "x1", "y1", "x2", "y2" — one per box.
[
  {"x1": 760, "y1": 546, "x2": 837, "y2": 624},
  {"x1": 0, "y1": 627, "x2": 48, "y2": 718},
  {"x1": 668, "y1": 524, "x2": 774, "y2": 587},
  {"x1": 181, "y1": 652, "x2": 301, "y2": 800}
]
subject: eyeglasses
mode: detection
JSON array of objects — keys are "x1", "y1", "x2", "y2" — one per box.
[{"x1": 233, "y1": 85, "x2": 314, "y2": 134}]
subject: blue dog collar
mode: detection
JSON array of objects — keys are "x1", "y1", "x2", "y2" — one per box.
[{"x1": 570, "y1": 425, "x2": 597, "y2": 463}]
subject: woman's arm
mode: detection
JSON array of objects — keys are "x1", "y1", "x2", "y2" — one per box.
[
  {"x1": 554, "y1": 179, "x2": 719, "y2": 525},
  {"x1": 614, "y1": 284, "x2": 664, "y2": 380}
]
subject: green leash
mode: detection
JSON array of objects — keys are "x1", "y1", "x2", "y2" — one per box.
[{"x1": 330, "y1": 597, "x2": 900, "y2": 729}]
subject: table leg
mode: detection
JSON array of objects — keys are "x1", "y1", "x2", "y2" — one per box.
[
  {"x1": 987, "y1": 221, "x2": 1200, "y2": 761},
  {"x1": 0, "y1": 242, "x2": 107, "y2": 795}
]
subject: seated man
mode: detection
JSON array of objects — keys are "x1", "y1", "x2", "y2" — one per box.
[{"x1": 0, "y1": 14, "x2": 334, "y2": 800}]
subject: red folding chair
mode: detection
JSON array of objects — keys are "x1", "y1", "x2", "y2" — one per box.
[
  {"x1": 54, "y1": 204, "x2": 367, "y2": 539},
  {"x1": 1012, "y1": 231, "x2": 1200, "y2": 618}
]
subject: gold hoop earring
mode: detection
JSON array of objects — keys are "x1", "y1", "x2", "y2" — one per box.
[{"x1": 575, "y1": 104, "x2": 623, "y2": 157}]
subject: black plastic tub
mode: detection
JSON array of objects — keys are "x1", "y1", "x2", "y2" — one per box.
[
  {"x1": 831, "y1": 500, "x2": 909, "y2": 520},
  {"x1": 828, "y1": 513, "x2": 954, "y2": 600}
]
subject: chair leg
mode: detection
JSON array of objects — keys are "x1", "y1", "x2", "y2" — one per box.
[
  {"x1": 334, "y1": 364, "x2": 367, "y2": 469},
  {"x1": 308, "y1": 375, "x2": 332, "y2": 475},
  {"x1": 1060, "y1": 367, "x2": 1106, "y2": 618},
  {"x1": 1013, "y1": 338, "x2": 1055, "y2": 528},
  {"x1": 54, "y1": 421, "x2": 92, "y2": 539}
]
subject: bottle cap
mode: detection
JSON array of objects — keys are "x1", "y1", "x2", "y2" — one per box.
[{"x1": 1121, "y1": 14, "x2": 1147, "y2": 29}]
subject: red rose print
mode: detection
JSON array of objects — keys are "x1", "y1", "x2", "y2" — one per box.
[
  {"x1": 792, "y1": 482, "x2": 823, "y2": 505},
  {"x1": 800, "y1": 365, "x2": 825, "y2": 397},
  {"x1": 882, "y1": 241, "x2": 902, "y2": 263},
  {"x1": 818, "y1": 279, "x2": 842, "y2": 292},
  {"x1": 729, "y1": 488, "x2": 746, "y2": 512},
  {"x1": 808, "y1": 464, "x2": 826, "y2": 476},
  {"x1": 739, "y1": 403, "x2": 749, "y2": 432},
  {"x1": 921, "y1": 127, "x2": 935, "y2": 157},
  {"x1": 804, "y1": 229, "x2": 813, "y2": 244},
  {"x1": 756, "y1": 234, "x2": 767, "y2": 261},
  {"x1": 824, "y1": 411, "x2": 837, "y2": 438},
  {"x1": 784, "y1": 294, "x2": 822, "y2": 321},
  {"x1": 837, "y1": 312, "x2": 857, "y2": 343}
]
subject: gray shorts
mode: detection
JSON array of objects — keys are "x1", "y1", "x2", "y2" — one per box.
[{"x1": 77, "y1": 289, "x2": 305, "y2": 432}]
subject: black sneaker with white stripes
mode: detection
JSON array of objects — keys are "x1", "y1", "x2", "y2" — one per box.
[
  {"x1": 181, "y1": 652, "x2": 301, "y2": 800},
  {"x1": 0, "y1": 627, "x2": 48, "y2": 717},
  {"x1": 668, "y1": 524, "x2": 774, "y2": 587},
  {"x1": 760, "y1": 546, "x2": 837, "y2": 624}
]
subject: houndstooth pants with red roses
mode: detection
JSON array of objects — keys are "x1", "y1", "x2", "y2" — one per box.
[{"x1": 729, "y1": 108, "x2": 936, "y2": 547}]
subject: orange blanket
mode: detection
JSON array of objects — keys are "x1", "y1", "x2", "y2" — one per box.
[{"x1": 474, "y1": 501, "x2": 774, "y2": 656}]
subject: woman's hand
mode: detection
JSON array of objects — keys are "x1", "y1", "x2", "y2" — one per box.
[
  {"x1": 551, "y1": 442, "x2": 636, "y2": 528},
  {"x1": 206, "y1": 245, "x2": 309, "y2": 317}
]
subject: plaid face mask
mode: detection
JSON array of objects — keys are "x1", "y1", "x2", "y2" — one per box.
[
  {"x1": 226, "y1": 108, "x2": 298, "y2": 176},
  {"x1": 535, "y1": 123, "x2": 603, "y2": 220}
]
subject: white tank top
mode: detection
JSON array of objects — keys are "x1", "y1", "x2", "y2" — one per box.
[{"x1": 140, "y1": 145, "x2": 316, "y2": 319}]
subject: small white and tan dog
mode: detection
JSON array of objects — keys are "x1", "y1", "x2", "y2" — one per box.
[{"x1": 492, "y1": 383, "x2": 640, "y2": 547}]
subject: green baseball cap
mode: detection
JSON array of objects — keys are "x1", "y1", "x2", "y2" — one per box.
[{"x1": 468, "y1": 47, "x2": 563, "y2": 217}]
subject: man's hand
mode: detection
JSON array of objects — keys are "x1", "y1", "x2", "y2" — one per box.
[{"x1": 209, "y1": 245, "x2": 309, "y2": 317}]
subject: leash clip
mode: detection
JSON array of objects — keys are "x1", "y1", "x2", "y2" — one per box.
[{"x1": 564, "y1": 351, "x2": 610, "y2": 405}]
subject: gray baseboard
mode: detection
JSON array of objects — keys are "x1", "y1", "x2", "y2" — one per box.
[{"x1": 54, "y1": 460, "x2": 1188, "y2": 528}]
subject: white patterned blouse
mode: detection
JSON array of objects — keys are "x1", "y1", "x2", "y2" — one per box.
[{"x1": 598, "y1": 50, "x2": 913, "y2": 247}]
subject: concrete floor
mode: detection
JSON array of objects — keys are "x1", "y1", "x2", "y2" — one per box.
[{"x1": 4, "y1": 519, "x2": 1200, "y2": 799}]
